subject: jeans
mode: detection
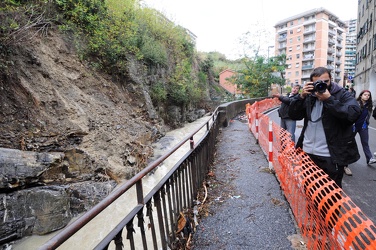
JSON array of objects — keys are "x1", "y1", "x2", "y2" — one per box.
[
  {"x1": 357, "y1": 128, "x2": 373, "y2": 163},
  {"x1": 280, "y1": 118, "x2": 296, "y2": 142}
]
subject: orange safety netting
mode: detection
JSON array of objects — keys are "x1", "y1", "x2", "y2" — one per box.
[{"x1": 246, "y1": 98, "x2": 376, "y2": 250}]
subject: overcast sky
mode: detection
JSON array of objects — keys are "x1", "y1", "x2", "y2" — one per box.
[{"x1": 142, "y1": 0, "x2": 358, "y2": 59}]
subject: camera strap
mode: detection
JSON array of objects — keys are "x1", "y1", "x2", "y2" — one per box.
[{"x1": 307, "y1": 95, "x2": 323, "y2": 123}]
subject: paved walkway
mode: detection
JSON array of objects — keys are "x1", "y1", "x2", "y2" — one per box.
[{"x1": 191, "y1": 115, "x2": 304, "y2": 250}]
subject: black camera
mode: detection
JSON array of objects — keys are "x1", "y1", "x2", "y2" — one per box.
[{"x1": 310, "y1": 80, "x2": 328, "y2": 94}]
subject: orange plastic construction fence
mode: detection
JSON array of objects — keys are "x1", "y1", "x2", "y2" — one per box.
[{"x1": 246, "y1": 99, "x2": 376, "y2": 250}]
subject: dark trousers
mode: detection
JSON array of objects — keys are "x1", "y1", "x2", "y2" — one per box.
[
  {"x1": 357, "y1": 128, "x2": 373, "y2": 163},
  {"x1": 307, "y1": 154, "x2": 345, "y2": 188}
]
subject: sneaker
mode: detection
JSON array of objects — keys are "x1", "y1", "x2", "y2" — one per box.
[
  {"x1": 344, "y1": 166, "x2": 352, "y2": 176},
  {"x1": 368, "y1": 158, "x2": 376, "y2": 165}
]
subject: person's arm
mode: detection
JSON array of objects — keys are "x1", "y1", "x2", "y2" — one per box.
[
  {"x1": 273, "y1": 93, "x2": 292, "y2": 105},
  {"x1": 373, "y1": 106, "x2": 376, "y2": 119},
  {"x1": 288, "y1": 95, "x2": 306, "y2": 120},
  {"x1": 324, "y1": 91, "x2": 361, "y2": 124}
]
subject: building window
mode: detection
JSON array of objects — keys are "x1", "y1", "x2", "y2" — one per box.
[
  {"x1": 297, "y1": 36, "x2": 301, "y2": 41},
  {"x1": 289, "y1": 47, "x2": 292, "y2": 52},
  {"x1": 296, "y1": 53, "x2": 300, "y2": 59},
  {"x1": 297, "y1": 45, "x2": 301, "y2": 50},
  {"x1": 289, "y1": 38, "x2": 293, "y2": 44},
  {"x1": 290, "y1": 30, "x2": 293, "y2": 34},
  {"x1": 295, "y1": 71, "x2": 300, "y2": 76},
  {"x1": 290, "y1": 21, "x2": 294, "y2": 26},
  {"x1": 295, "y1": 62, "x2": 300, "y2": 68},
  {"x1": 288, "y1": 64, "x2": 292, "y2": 69},
  {"x1": 369, "y1": 39, "x2": 372, "y2": 54}
]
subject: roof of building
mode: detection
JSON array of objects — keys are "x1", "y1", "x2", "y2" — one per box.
[
  {"x1": 274, "y1": 7, "x2": 347, "y2": 27},
  {"x1": 219, "y1": 69, "x2": 236, "y2": 75}
]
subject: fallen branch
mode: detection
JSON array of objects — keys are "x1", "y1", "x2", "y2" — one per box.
[{"x1": 201, "y1": 182, "x2": 208, "y2": 205}]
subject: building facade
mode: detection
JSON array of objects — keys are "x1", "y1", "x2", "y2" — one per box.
[
  {"x1": 344, "y1": 19, "x2": 357, "y2": 86},
  {"x1": 355, "y1": 0, "x2": 376, "y2": 94},
  {"x1": 219, "y1": 69, "x2": 242, "y2": 96},
  {"x1": 274, "y1": 8, "x2": 347, "y2": 87}
]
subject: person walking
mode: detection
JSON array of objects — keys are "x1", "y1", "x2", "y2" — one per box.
[
  {"x1": 349, "y1": 87, "x2": 356, "y2": 98},
  {"x1": 288, "y1": 67, "x2": 361, "y2": 188},
  {"x1": 344, "y1": 90, "x2": 376, "y2": 175},
  {"x1": 273, "y1": 84, "x2": 301, "y2": 142}
]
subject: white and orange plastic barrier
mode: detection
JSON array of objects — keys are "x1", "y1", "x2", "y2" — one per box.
[{"x1": 246, "y1": 98, "x2": 376, "y2": 249}]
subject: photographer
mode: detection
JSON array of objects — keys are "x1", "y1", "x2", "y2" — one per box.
[
  {"x1": 273, "y1": 84, "x2": 301, "y2": 142},
  {"x1": 288, "y1": 67, "x2": 361, "y2": 188}
]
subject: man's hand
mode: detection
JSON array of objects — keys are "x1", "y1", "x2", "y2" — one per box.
[
  {"x1": 272, "y1": 93, "x2": 281, "y2": 98},
  {"x1": 300, "y1": 82, "x2": 313, "y2": 99},
  {"x1": 315, "y1": 89, "x2": 331, "y2": 101},
  {"x1": 300, "y1": 83, "x2": 331, "y2": 101}
]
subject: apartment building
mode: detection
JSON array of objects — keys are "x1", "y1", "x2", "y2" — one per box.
[
  {"x1": 274, "y1": 8, "x2": 347, "y2": 87},
  {"x1": 344, "y1": 19, "x2": 357, "y2": 85},
  {"x1": 355, "y1": 0, "x2": 376, "y2": 93}
]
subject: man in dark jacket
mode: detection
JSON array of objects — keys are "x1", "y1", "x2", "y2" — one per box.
[
  {"x1": 273, "y1": 84, "x2": 301, "y2": 142},
  {"x1": 288, "y1": 67, "x2": 361, "y2": 188}
]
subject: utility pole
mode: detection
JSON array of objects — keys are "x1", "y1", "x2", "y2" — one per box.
[{"x1": 267, "y1": 46, "x2": 275, "y2": 96}]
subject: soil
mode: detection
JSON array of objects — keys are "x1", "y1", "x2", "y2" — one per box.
[{"x1": 0, "y1": 27, "x2": 167, "y2": 181}]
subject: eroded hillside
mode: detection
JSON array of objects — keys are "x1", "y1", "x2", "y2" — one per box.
[{"x1": 0, "y1": 28, "x2": 168, "y2": 183}]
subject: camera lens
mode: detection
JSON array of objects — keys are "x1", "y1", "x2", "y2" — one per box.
[{"x1": 313, "y1": 80, "x2": 327, "y2": 94}]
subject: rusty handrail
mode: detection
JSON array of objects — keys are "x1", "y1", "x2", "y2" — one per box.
[{"x1": 39, "y1": 108, "x2": 221, "y2": 250}]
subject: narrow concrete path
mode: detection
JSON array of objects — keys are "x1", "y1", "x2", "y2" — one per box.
[{"x1": 191, "y1": 116, "x2": 304, "y2": 250}]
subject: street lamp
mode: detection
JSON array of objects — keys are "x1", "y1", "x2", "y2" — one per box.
[{"x1": 266, "y1": 45, "x2": 275, "y2": 96}]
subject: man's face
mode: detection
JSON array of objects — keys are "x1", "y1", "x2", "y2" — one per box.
[
  {"x1": 292, "y1": 86, "x2": 300, "y2": 94},
  {"x1": 311, "y1": 72, "x2": 331, "y2": 88}
]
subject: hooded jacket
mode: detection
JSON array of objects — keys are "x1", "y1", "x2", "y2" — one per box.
[
  {"x1": 277, "y1": 93, "x2": 299, "y2": 119},
  {"x1": 288, "y1": 82, "x2": 361, "y2": 165}
]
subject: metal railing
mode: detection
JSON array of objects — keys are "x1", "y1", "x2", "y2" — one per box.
[{"x1": 39, "y1": 99, "x2": 259, "y2": 249}]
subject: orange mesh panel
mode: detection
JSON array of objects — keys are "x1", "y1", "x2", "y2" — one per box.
[
  {"x1": 246, "y1": 101, "x2": 376, "y2": 250},
  {"x1": 257, "y1": 113, "x2": 269, "y2": 155}
]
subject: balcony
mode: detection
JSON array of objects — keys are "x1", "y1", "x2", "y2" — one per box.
[
  {"x1": 327, "y1": 48, "x2": 335, "y2": 54},
  {"x1": 335, "y1": 61, "x2": 341, "y2": 66},
  {"x1": 303, "y1": 37, "x2": 315, "y2": 43},
  {"x1": 327, "y1": 65, "x2": 334, "y2": 70},
  {"x1": 302, "y1": 64, "x2": 314, "y2": 70},
  {"x1": 336, "y1": 43, "x2": 343, "y2": 49},
  {"x1": 304, "y1": 28, "x2": 316, "y2": 35},
  {"x1": 327, "y1": 56, "x2": 335, "y2": 62},
  {"x1": 302, "y1": 56, "x2": 314, "y2": 62},
  {"x1": 303, "y1": 18, "x2": 316, "y2": 25},
  {"x1": 328, "y1": 39, "x2": 335, "y2": 45},
  {"x1": 303, "y1": 47, "x2": 315, "y2": 52},
  {"x1": 328, "y1": 30, "x2": 336, "y2": 36}
]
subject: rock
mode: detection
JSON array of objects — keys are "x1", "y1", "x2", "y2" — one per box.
[{"x1": 0, "y1": 148, "x2": 64, "y2": 190}]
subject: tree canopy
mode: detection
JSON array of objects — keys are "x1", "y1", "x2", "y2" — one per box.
[{"x1": 233, "y1": 54, "x2": 287, "y2": 97}]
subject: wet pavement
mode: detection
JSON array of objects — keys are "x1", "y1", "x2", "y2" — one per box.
[{"x1": 191, "y1": 115, "x2": 304, "y2": 250}]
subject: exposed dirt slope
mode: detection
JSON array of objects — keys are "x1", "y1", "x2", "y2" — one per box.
[{"x1": 0, "y1": 28, "x2": 165, "y2": 181}]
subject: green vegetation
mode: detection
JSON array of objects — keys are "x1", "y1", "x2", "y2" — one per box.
[
  {"x1": 0, "y1": 0, "x2": 208, "y2": 108},
  {"x1": 0, "y1": 0, "x2": 286, "y2": 107},
  {"x1": 234, "y1": 54, "x2": 287, "y2": 97}
]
